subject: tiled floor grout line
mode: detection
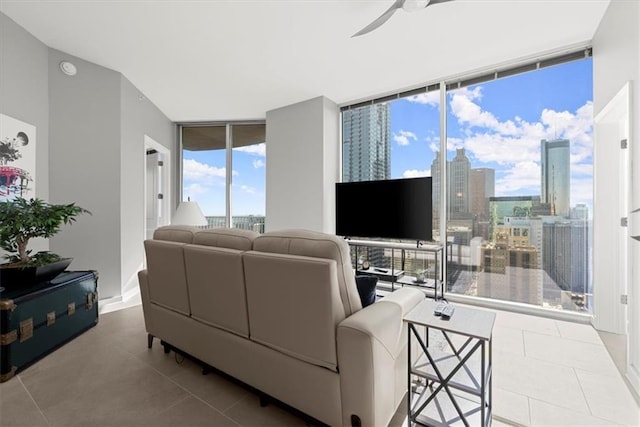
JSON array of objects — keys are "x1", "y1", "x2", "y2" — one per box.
[
  {"x1": 17, "y1": 374, "x2": 52, "y2": 427},
  {"x1": 527, "y1": 395, "x2": 627, "y2": 427},
  {"x1": 138, "y1": 354, "x2": 243, "y2": 427},
  {"x1": 570, "y1": 366, "x2": 596, "y2": 419}
]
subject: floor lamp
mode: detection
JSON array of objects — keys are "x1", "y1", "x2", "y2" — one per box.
[{"x1": 172, "y1": 198, "x2": 208, "y2": 226}]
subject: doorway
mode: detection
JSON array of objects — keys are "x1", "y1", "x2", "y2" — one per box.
[
  {"x1": 593, "y1": 81, "x2": 638, "y2": 396},
  {"x1": 144, "y1": 135, "x2": 171, "y2": 240}
]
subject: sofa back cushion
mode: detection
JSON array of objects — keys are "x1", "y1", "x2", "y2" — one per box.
[
  {"x1": 243, "y1": 251, "x2": 345, "y2": 371},
  {"x1": 144, "y1": 239, "x2": 191, "y2": 316},
  {"x1": 251, "y1": 229, "x2": 362, "y2": 317},
  {"x1": 183, "y1": 228, "x2": 258, "y2": 337},
  {"x1": 153, "y1": 225, "x2": 198, "y2": 243},
  {"x1": 193, "y1": 228, "x2": 258, "y2": 251}
]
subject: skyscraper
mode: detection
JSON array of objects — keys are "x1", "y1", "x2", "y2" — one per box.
[
  {"x1": 541, "y1": 139, "x2": 570, "y2": 217},
  {"x1": 470, "y1": 168, "x2": 495, "y2": 221},
  {"x1": 342, "y1": 104, "x2": 390, "y2": 182},
  {"x1": 342, "y1": 103, "x2": 391, "y2": 268},
  {"x1": 449, "y1": 148, "x2": 471, "y2": 214}
]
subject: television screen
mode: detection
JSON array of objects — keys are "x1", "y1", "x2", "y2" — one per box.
[{"x1": 335, "y1": 177, "x2": 433, "y2": 242}]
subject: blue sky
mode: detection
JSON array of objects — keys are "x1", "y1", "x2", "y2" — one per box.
[
  {"x1": 184, "y1": 58, "x2": 593, "y2": 217},
  {"x1": 390, "y1": 58, "x2": 593, "y2": 214}
]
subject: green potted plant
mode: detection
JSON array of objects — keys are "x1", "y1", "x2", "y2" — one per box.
[
  {"x1": 0, "y1": 197, "x2": 90, "y2": 289},
  {"x1": 415, "y1": 268, "x2": 427, "y2": 284}
]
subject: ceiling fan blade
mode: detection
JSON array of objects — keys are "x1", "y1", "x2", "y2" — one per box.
[
  {"x1": 426, "y1": 0, "x2": 454, "y2": 6},
  {"x1": 352, "y1": 0, "x2": 406, "y2": 37}
]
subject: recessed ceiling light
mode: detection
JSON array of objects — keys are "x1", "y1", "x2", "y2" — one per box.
[{"x1": 59, "y1": 61, "x2": 77, "y2": 76}]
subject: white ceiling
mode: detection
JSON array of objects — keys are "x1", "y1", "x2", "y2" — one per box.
[{"x1": 1, "y1": 0, "x2": 610, "y2": 122}]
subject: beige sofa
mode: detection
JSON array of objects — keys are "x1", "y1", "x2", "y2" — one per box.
[{"x1": 138, "y1": 226, "x2": 424, "y2": 426}]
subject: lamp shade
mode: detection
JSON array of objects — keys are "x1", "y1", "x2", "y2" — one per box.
[{"x1": 172, "y1": 200, "x2": 208, "y2": 226}]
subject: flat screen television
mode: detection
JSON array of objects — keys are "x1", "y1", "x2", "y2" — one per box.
[{"x1": 335, "y1": 177, "x2": 433, "y2": 242}]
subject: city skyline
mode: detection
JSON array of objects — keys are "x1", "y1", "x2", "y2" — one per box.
[{"x1": 183, "y1": 58, "x2": 593, "y2": 219}]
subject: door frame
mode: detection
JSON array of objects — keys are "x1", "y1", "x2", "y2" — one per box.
[
  {"x1": 593, "y1": 82, "x2": 638, "y2": 396},
  {"x1": 143, "y1": 135, "x2": 171, "y2": 241}
]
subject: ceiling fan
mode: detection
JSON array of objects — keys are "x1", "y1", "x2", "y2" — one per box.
[{"x1": 352, "y1": 0, "x2": 454, "y2": 37}]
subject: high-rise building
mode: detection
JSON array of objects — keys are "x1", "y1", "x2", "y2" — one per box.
[
  {"x1": 470, "y1": 168, "x2": 495, "y2": 221},
  {"x1": 431, "y1": 150, "x2": 443, "y2": 230},
  {"x1": 449, "y1": 148, "x2": 471, "y2": 214},
  {"x1": 541, "y1": 139, "x2": 570, "y2": 217},
  {"x1": 542, "y1": 218, "x2": 589, "y2": 295},
  {"x1": 342, "y1": 104, "x2": 390, "y2": 182},
  {"x1": 341, "y1": 103, "x2": 391, "y2": 268}
]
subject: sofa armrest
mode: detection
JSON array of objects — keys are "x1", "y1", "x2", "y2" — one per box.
[{"x1": 337, "y1": 288, "x2": 423, "y2": 426}]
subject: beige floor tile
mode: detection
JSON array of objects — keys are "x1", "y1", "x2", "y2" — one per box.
[
  {"x1": 493, "y1": 325, "x2": 525, "y2": 357},
  {"x1": 21, "y1": 350, "x2": 188, "y2": 426},
  {"x1": 492, "y1": 419, "x2": 520, "y2": 427},
  {"x1": 523, "y1": 331, "x2": 618, "y2": 375},
  {"x1": 493, "y1": 349, "x2": 590, "y2": 414},
  {"x1": 575, "y1": 369, "x2": 640, "y2": 426},
  {"x1": 0, "y1": 377, "x2": 49, "y2": 426},
  {"x1": 170, "y1": 362, "x2": 250, "y2": 413},
  {"x1": 529, "y1": 398, "x2": 624, "y2": 426},
  {"x1": 141, "y1": 395, "x2": 239, "y2": 426},
  {"x1": 224, "y1": 394, "x2": 308, "y2": 427},
  {"x1": 555, "y1": 320, "x2": 603, "y2": 345},
  {"x1": 494, "y1": 311, "x2": 560, "y2": 337},
  {"x1": 493, "y1": 387, "x2": 530, "y2": 426}
]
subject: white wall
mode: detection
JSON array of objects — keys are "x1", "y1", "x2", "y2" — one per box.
[
  {"x1": 265, "y1": 96, "x2": 340, "y2": 232},
  {"x1": 0, "y1": 13, "x2": 50, "y2": 255},
  {"x1": 1, "y1": 13, "x2": 175, "y2": 301},
  {"x1": 120, "y1": 77, "x2": 175, "y2": 296},
  {"x1": 48, "y1": 49, "x2": 123, "y2": 300},
  {"x1": 592, "y1": 0, "x2": 640, "y2": 394}
]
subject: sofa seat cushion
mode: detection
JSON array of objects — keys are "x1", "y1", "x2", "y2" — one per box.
[{"x1": 252, "y1": 229, "x2": 362, "y2": 317}]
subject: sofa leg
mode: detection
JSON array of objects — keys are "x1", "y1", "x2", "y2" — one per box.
[
  {"x1": 147, "y1": 334, "x2": 154, "y2": 349},
  {"x1": 350, "y1": 415, "x2": 362, "y2": 427},
  {"x1": 259, "y1": 393, "x2": 270, "y2": 407},
  {"x1": 160, "y1": 341, "x2": 170, "y2": 354},
  {"x1": 202, "y1": 367, "x2": 210, "y2": 375}
]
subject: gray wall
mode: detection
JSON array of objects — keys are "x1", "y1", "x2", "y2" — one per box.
[
  {"x1": 48, "y1": 49, "x2": 123, "y2": 299},
  {"x1": 265, "y1": 96, "x2": 339, "y2": 232},
  {"x1": 1, "y1": 12, "x2": 175, "y2": 300},
  {"x1": 120, "y1": 76, "x2": 175, "y2": 294},
  {"x1": 0, "y1": 13, "x2": 50, "y2": 255}
]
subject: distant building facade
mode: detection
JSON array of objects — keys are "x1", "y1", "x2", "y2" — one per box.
[
  {"x1": 541, "y1": 139, "x2": 570, "y2": 217},
  {"x1": 342, "y1": 104, "x2": 391, "y2": 182}
]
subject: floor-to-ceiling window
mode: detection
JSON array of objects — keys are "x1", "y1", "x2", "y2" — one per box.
[
  {"x1": 444, "y1": 55, "x2": 593, "y2": 313},
  {"x1": 340, "y1": 49, "x2": 593, "y2": 314},
  {"x1": 181, "y1": 122, "x2": 266, "y2": 232},
  {"x1": 341, "y1": 87, "x2": 441, "y2": 275}
]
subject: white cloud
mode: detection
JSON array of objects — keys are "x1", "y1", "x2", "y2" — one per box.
[
  {"x1": 570, "y1": 177, "x2": 593, "y2": 208},
  {"x1": 445, "y1": 86, "x2": 593, "y2": 198},
  {"x1": 403, "y1": 169, "x2": 431, "y2": 178},
  {"x1": 234, "y1": 143, "x2": 265, "y2": 157},
  {"x1": 183, "y1": 158, "x2": 226, "y2": 181},
  {"x1": 393, "y1": 130, "x2": 418, "y2": 146},
  {"x1": 252, "y1": 159, "x2": 265, "y2": 168},
  {"x1": 183, "y1": 183, "x2": 207, "y2": 198},
  {"x1": 495, "y1": 161, "x2": 541, "y2": 195},
  {"x1": 406, "y1": 91, "x2": 440, "y2": 106},
  {"x1": 239, "y1": 184, "x2": 256, "y2": 194}
]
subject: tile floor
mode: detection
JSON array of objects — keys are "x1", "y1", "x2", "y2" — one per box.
[{"x1": 1, "y1": 303, "x2": 638, "y2": 426}]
